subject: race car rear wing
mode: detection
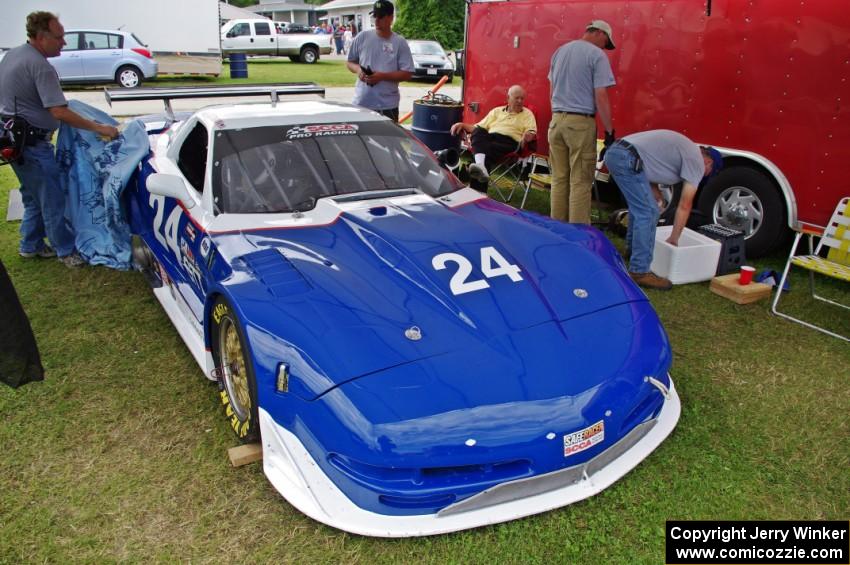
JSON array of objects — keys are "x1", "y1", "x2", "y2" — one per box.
[{"x1": 104, "y1": 83, "x2": 326, "y2": 121}]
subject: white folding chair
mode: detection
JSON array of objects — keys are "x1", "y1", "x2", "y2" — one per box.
[{"x1": 771, "y1": 197, "x2": 850, "y2": 341}]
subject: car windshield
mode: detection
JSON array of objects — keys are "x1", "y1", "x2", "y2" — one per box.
[
  {"x1": 410, "y1": 42, "x2": 444, "y2": 56},
  {"x1": 212, "y1": 121, "x2": 462, "y2": 214}
]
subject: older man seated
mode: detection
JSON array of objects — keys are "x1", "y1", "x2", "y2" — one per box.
[{"x1": 450, "y1": 84, "x2": 537, "y2": 191}]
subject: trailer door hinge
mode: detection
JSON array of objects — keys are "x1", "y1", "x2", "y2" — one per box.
[{"x1": 469, "y1": 102, "x2": 479, "y2": 113}]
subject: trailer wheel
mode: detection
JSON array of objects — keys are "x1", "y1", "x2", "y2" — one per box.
[
  {"x1": 697, "y1": 167, "x2": 785, "y2": 257},
  {"x1": 300, "y1": 46, "x2": 318, "y2": 64},
  {"x1": 115, "y1": 65, "x2": 142, "y2": 88}
]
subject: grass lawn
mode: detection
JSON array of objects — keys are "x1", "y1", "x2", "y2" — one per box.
[
  {"x1": 65, "y1": 59, "x2": 457, "y2": 90},
  {"x1": 0, "y1": 158, "x2": 847, "y2": 561}
]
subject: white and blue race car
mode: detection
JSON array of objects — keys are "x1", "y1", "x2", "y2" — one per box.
[{"x1": 116, "y1": 85, "x2": 681, "y2": 537}]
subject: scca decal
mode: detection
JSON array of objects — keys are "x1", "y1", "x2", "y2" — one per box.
[{"x1": 563, "y1": 420, "x2": 604, "y2": 457}]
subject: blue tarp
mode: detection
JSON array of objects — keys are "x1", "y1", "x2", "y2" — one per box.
[{"x1": 57, "y1": 100, "x2": 149, "y2": 270}]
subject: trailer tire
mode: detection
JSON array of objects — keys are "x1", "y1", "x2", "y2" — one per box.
[
  {"x1": 697, "y1": 166, "x2": 785, "y2": 257},
  {"x1": 116, "y1": 65, "x2": 142, "y2": 88},
  {"x1": 300, "y1": 46, "x2": 318, "y2": 64}
]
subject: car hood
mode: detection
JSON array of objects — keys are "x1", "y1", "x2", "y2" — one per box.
[
  {"x1": 413, "y1": 55, "x2": 449, "y2": 65},
  {"x1": 214, "y1": 196, "x2": 645, "y2": 398}
]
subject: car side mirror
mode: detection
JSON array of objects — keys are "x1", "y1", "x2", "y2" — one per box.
[
  {"x1": 226, "y1": 30, "x2": 236, "y2": 38},
  {"x1": 147, "y1": 173, "x2": 196, "y2": 209},
  {"x1": 434, "y1": 148, "x2": 459, "y2": 170}
]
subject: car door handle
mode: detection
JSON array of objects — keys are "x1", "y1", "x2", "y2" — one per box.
[{"x1": 250, "y1": 38, "x2": 254, "y2": 43}]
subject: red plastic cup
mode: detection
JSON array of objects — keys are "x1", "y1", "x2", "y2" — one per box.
[{"x1": 739, "y1": 265, "x2": 756, "y2": 285}]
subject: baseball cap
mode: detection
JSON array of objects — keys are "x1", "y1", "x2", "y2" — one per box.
[
  {"x1": 370, "y1": 0, "x2": 394, "y2": 18},
  {"x1": 587, "y1": 20, "x2": 615, "y2": 50},
  {"x1": 702, "y1": 146, "x2": 723, "y2": 178}
]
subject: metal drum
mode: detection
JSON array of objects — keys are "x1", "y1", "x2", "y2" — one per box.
[
  {"x1": 229, "y1": 53, "x2": 248, "y2": 79},
  {"x1": 411, "y1": 94, "x2": 462, "y2": 152}
]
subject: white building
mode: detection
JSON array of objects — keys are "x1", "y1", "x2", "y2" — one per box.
[
  {"x1": 319, "y1": 0, "x2": 376, "y2": 33},
  {"x1": 244, "y1": 0, "x2": 316, "y2": 25}
]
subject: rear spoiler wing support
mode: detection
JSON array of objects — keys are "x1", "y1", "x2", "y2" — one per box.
[{"x1": 104, "y1": 83, "x2": 326, "y2": 122}]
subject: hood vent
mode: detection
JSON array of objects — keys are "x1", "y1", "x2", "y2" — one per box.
[{"x1": 240, "y1": 249, "x2": 312, "y2": 298}]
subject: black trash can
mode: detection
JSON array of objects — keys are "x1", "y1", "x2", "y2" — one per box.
[
  {"x1": 454, "y1": 49, "x2": 464, "y2": 78},
  {"x1": 411, "y1": 95, "x2": 462, "y2": 153},
  {"x1": 229, "y1": 53, "x2": 248, "y2": 79}
]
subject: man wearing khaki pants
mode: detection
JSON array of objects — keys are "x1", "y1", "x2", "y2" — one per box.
[{"x1": 548, "y1": 20, "x2": 616, "y2": 224}]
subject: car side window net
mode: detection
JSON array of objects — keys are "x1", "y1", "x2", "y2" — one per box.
[
  {"x1": 178, "y1": 122, "x2": 209, "y2": 193},
  {"x1": 212, "y1": 122, "x2": 461, "y2": 215}
]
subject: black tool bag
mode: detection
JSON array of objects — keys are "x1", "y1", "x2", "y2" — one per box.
[{"x1": 0, "y1": 115, "x2": 28, "y2": 165}]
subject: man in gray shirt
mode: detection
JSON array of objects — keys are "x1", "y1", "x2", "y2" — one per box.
[
  {"x1": 346, "y1": 0, "x2": 414, "y2": 122},
  {"x1": 0, "y1": 11, "x2": 118, "y2": 268},
  {"x1": 548, "y1": 20, "x2": 616, "y2": 225},
  {"x1": 603, "y1": 130, "x2": 723, "y2": 290}
]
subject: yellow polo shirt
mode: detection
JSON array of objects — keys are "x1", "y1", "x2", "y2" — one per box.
[{"x1": 476, "y1": 106, "x2": 537, "y2": 143}]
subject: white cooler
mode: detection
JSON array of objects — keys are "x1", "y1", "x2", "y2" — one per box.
[{"x1": 650, "y1": 226, "x2": 721, "y2": 284}]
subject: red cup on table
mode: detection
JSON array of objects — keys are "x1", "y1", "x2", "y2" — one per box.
[{"x1": 739, "y1": 265, "x2": 756, "y2": 285}]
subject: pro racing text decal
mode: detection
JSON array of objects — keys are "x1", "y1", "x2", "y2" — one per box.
[{"x1": 285, "y1": 123, "x2": 359, "y2": 140}]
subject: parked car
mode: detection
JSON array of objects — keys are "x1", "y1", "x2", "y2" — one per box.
[
  {"x1": 49, "y1": 29, "x2": 157, "y2": 88},
  {"x1": 220, "y1": 18, "x2": 331, "y2": 63},
  {"x1": 115, "y1": 85, "x2": 680, "y2": 536},
  {"x1": 408, "y1": 40, "x2": 454, "y2": 82},
  {"x1": 275, "y1": 22, "x2": 312, "y2": 35}
]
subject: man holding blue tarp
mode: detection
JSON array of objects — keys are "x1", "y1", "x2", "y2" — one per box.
[{"x1": 0, "y1": 11, "x2": 118, "y2": 268}]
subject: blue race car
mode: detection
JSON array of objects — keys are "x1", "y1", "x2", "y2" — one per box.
[{"x1": 119, "y1": 86, "x2": 680, "y2": 537}]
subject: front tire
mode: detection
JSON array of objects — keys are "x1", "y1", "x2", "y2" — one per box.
[
  {"x1": 116, "y1": 65, "x2": 142, "y2": 88},
  {"x1": 300, "y1": 46, "x2": 318, "y2": 64},
  {"x1": 211, "y1": 297, "x2": 259, "y2": 442},
  {"x1": 697, "y1": 166, "x2": 785, "y2": 257}
]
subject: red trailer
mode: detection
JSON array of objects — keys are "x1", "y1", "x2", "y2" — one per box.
[{"x1": 460, "y1": 0, "x2": 850, "y2": 255}]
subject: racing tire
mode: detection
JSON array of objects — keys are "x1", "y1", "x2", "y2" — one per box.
[
  {"x1": 115, "y1": 65, "x2": 142, "y2": 88},
  {"x1": 288, "y1": 56, "x2": 300, "y2": 63},
  {"x1": 697, "y1": 166, "x2": 785, "y2": 257},
  {"x1": 211, "y1": 296, "x2": 260, "y2": 443},
  {"x1": 299, "y1": 46, "x2": 318, "y2": 64}
]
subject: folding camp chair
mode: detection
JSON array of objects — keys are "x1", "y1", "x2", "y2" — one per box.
[
  {"x1": 771, "y1": 196, "x2": 850, "y2": 341},
  {"x1": 504, "y1": 153, "x2": 549, "y2": 209},
  {"x1": 489, "y1": 141, "x2": 536, "y2": 202}
]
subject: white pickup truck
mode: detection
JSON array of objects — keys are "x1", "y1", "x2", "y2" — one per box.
[{"x1": 221, "y1": 19, "x2": 332, "y2": 63}]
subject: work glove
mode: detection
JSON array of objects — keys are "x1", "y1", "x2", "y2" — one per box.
[{"x1": 599, "y1": 129, "x2": 616, "y2": 161}]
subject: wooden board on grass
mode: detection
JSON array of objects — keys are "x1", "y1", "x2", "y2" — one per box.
[
  {"x1": 709, "y1": 273, "x2": 773, "y2": 304},
  {"x1": 228, "y1": 443, "x2": 263, "y2": 467}
]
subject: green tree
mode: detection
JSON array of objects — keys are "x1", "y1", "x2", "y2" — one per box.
[{"x1": 393, "y1": 0, "x2": 465, "y2": 51}]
